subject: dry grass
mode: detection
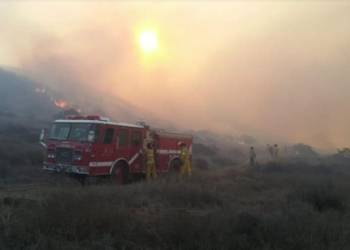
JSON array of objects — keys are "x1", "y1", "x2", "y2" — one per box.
[
  {"x1": 1, "y1": 162, "x2": 350, "y2": 250},
  {"x1": 0, "y1": 138, "x2": 50, "y2": 186}
]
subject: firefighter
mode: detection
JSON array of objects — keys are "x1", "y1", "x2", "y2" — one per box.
[
  {"x1": 144, "y1": 143, "x2": 157, "y2": 181},
  {"x1": 267, "y1": 144, "x2": 274, "y2": 158},
  {"x1": 274, "y1": 144, "x2": 281, "y2": 162},
  {"x1": 250, "y1": 146, "x2": 256, "y2": 167},
  {"x1": 179, "y1": 142, "x2": 192, "y2": 177}
]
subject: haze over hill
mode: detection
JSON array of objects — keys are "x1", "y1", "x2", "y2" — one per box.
[
  {"x1": 0, "y1": 68, "x2": 173, "y2": 129},
  {"x1": 0, "y1": 67, "x2": 252, "y2": 168},
  {"x1": 1, "y1": 2, "x2": 350, "y2": 151}
]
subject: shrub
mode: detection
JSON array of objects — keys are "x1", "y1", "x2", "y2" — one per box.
[
  {"x1": 212, "y1": 156, "x2": 236, "y2": 167},
  {"x1": 1, "y1": 158, "x2": 350, "y2": 249},
  {"x1": 192, "y1": 143, "x2": 217, "y2": 156},
  {"x1": 227, "y1": 147, "x2": 246, "y2": 162},
  {"x1": 0, "y1": 138, "x2": 44, "y2": 167},
  {"x1": 194, "y1": 158, "x2": 209, "y2": 170},
  {"x1": 287, "y1": 181, "x2": 348, "y2": 212},
  {"x1": 261, "y1": 162, "x2": 336, "y2": 175},
  {"x1": 0, "y1": 162, "x2": 11, "y2": 179}
]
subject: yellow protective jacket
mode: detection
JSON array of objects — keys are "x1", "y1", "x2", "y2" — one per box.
[
  {"x1": 180, "y1": 147, "x2": 190, "y2": 163},
  {"x1": 274, "y1": 147, "x2": 280, "y2": 158},
  {"x1": 144, "y1": 148, "x2": 155, "y2": 164},
  {"x1": 250, "y1": 149, "x2": 256, "y2": 158}
]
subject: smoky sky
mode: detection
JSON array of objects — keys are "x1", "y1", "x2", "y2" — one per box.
[{"x1": 1, "y1": 1, "x2": 350, "y2": 150}]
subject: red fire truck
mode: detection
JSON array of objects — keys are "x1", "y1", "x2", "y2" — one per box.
[{"x1": 40, "y1": 115, "x2": 193, "y2": 183}]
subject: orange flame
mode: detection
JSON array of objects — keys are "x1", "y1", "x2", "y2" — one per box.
[
  {"x1": 35, "y1": 87, "x2": 45, "y2": 93},
  {"x1": 54, "y1": 100, "x2": 68, "y2": 108}
]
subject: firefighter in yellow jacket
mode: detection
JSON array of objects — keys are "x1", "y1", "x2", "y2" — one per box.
[
  {"x1": 179, "y1": 142, "x2": 192, "y2": 177},
  {"x1": 250, "y1": 146, "x2": 256, "y2": 167},
  {"x1": 274, "y1": 144, "x2": 281, "y2": 162},
  {"x1": 143, "y1": 143, "x2": 157, "y2": 181}
]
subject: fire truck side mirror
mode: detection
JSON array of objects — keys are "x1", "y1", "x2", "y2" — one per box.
[
  {"x1": 88, "y1": 131, "x2": 95, "y2": 142},
  {"x1": 38, "y1": 129, "x2": 47, "y2": 148},
  {"x1": 39, "y1": 129, "x2": 45, "y2": 141}
]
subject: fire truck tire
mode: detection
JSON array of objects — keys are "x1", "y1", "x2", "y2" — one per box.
[
  {"x1": 169, "y1": 158, "x2": 182, "y2": 175},
  {"x1": 110, "y1": 161, "x2": 130, "y2": 185}
]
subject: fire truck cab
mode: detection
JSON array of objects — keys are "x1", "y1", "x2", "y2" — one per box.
[{"x1": 41, "y1": 115, "x2": 193, "y2": 183}]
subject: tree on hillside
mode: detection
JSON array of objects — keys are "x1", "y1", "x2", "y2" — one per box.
[
  {"x1": 331, "y1": 148, "x2": 350, "y2": 166},
  {"x1": 52, "y1": 109, "x2": 80, "y2": 120},
  {"x1": 336, "y1": 148, "x2": 350, "y2": 158},
  {"x1": 233, "y1": 134, "x2": 257, "y2": 145},
  {"x1": 192, "y1": 143, "x2": 217, "y2": 156},
  {"x1": 227, "y1": 147, "x2": 246, "y2": 162},
  {"x1": 291, "y1": 143, "x2": 319, "y2": 158}
]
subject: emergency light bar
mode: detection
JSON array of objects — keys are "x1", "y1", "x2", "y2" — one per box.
[
  {"x1": 136, "y1": 120, "x2": 146, "y2": 126},
  {"x1": 100, "y1": 117, "x2": 110, "y2": 122},
  {"x1": 65, "y1": 115, "x2": 109, "y2": 121}
]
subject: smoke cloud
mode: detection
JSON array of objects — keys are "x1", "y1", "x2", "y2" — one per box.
[{"x1": 1, "y1": 1, "x2": 350, "y2": 150}]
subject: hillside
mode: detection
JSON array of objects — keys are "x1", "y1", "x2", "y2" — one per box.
[
  {"x1": 0, "y1": 68, "x2": 250, "y2": 169},
  {"x1": 3, "y1": 67, "x2": 333, "y2": 173},
  {"x1": 1, "y1": 67, "x2": 334, "y2": 173},
  {"x1": 0, "y1": 68, "x2": 60, "y2": 127},
  {"x1": 0, "y1": 68, "x2": 138, "y2": 124},
  {"x1": 1, "y1": 70, "x2": 350, "y2": 250}
]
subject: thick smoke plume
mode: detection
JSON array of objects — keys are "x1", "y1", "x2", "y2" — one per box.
[{"x1": 1, "y1": 2, "x2": 350, "y2": 150}]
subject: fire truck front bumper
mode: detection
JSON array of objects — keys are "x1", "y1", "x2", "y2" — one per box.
[{"x1": 43, "y1": 163, "x2": 89, "y2": 175}]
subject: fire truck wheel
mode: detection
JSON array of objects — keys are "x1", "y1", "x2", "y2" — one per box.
[
  {"x1": 169, "y1": 158, "x2": 182, "y2": 175},
  {"x1": 110, "y1": 162, "x2": 130, "y2": 185}
]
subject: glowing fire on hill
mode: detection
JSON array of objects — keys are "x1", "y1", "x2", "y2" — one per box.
[
  {"x1": 35, "y1": 87, "x2": 45, "y2": 93},
  {"x1": 35, "y1": 88, "x2": 81, "y2": 111},
  {"x1": 54, "y1": 100, "x2": 68, "y2": 108}
]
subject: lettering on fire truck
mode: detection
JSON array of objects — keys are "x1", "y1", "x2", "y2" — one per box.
[{"x1": 41, "y1": 115, "x2": 193, "y2": 182}]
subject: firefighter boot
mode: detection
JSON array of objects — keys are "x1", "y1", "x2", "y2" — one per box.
[
  {"x1": 151, "y1": 163, "x2": 157, "y2": 179},
  {"x1": 181, "y1": 161, "x2": 192, "y2": 178},
  {"x1": 146, "y1": 163, "x2": 152, "y2": 182}
]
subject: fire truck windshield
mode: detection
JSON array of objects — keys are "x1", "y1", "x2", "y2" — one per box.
[{"x1": 49, "y1": 123, "x2": 97, "y2": 142}]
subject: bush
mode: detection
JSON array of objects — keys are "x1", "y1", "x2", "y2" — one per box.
[
  {"x1": 192, "y1": 143, "x2": 217, "y2": 156},
  {"x1": 291, "y1": 143, "x2": 319, "y2": 158},
  {"x1": 194, "y1": 158, "x2": 209, "y2": 170},
  {"x1": 287, "y1": 181, "x2": 348, "y2": 212},
  {"x1": 0, "y1": 139, "x2": 44, "y2": 167},
  {"x1": 227, "y1": 147, "x2": 246, "y2": 162},
  {"x1": 332, "y1": 148, "x2": 350, "y2": 166},
  {"x1": 1, "y1": 158, "x2": 350, "y2": 249},
  {"x1": 0, "y1": 163, "x2": 11, "y2": 179},
  {"x1": 212, "y1": 156, "x2": 236, "y2": 167},
  {"x1": 261, "y1": 162, "x2": 336, "y2": 175}
]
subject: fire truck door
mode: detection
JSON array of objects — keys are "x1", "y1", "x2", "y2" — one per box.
[
  {"x1": 96, "y1": 126, "x2": 116, "y2": 173},
  {"x1": 116, "y1": 128, "x2": 130, "y2": 160},
  {"x1": 129, "y1": 130, "x2": 143, "y2": 171}
]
